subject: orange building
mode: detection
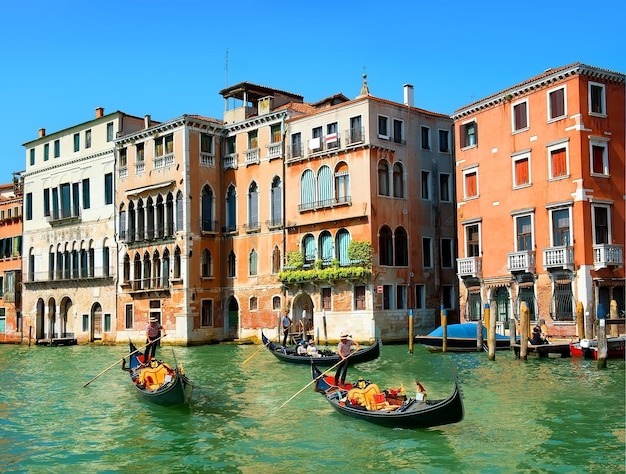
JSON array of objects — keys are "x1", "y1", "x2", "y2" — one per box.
[
  {"x1": 0, "y1": 176, "x2": 23, "y2": 343},
  {"x1": 453, "y1": 63, "x2": 625, "y2": 338}
]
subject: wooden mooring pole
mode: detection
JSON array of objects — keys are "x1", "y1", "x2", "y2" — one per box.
[
  {"x1": 596, "y1": 304, "x2": 608, "y2": 369},
  {"x1": 609, "y1": 300, "x2": 619, "y2": 338},
  {"x1": 487, "y1": 303, "x2": 496, "y2": 360},
  {"x1": 519, "y1": 302, "x2": 530, "y2": 360},
  {"x1": 441, "y1": 306, "x2": 448, "y2": 353},
  {"x1": 576, "y1": 301, "x2": 585, "y2": 340},
  {"x1": 408, "y1": 309, "x2": 414, "y2": 354},
  {"x1": 476, "y1": 319, "x2": 483, "y2": 352}
]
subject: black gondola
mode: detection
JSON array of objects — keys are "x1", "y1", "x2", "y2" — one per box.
[
  {"x1": 123, "y1": 342, "x2": 194, "y2": 406},
  {"x1": 311, "y1": 361, "x2": 464, "y2": 429},
  {"x1": 261, "y1": 332, "x2": 380, "y2": 366}
]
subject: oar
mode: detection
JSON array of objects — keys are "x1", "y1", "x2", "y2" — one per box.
[
  {"x1": 83, "y1": 335, "x2": 165, "y2": 388},
  {"x1": 274, "y1": 351, "x2": 355, "y2": 413},
  {"x1": 242, "y1": 335, "x2": 274, "y2": 365}
]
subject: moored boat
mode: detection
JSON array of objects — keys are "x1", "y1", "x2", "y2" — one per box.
[
  {"x1": 123, "y1": 342, "x2": 194, "y2": 406},
  {"x1": 311, "y1": 361, "x2": 464, "y2": 429},
  {"x1": 570, "y1": 336, "x2": 626, "y2": 360},
  {"x1": 261, "y1": 331, "x2": 380, "y2": 366},
  {"x1": 415, "y1": 323, "x2": 510, "y2": 352}
]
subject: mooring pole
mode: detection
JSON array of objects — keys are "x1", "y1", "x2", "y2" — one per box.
[
  {"x1": 441, "y1": 306, "x2": 448, "y2": 353},
  {"x1": 408, "y1": 309, "x2": 414, "y2": 354},
  {"x1": 597, "y1": 304, "x2": 607, "y2": 369},
  {"x1": 487, "y1": 303, "x2": 496, "y2": 360},
  {"x1": 520, "y1": 302, "x2": 529, "y2": 360}
]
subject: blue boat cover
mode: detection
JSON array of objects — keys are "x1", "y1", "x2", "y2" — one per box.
[{"x1": 427, "y1": 323, "x2": 509, "y2": 340}]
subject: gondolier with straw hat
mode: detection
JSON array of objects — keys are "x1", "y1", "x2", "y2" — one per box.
[
  {"x1": 334, "y1": 332, "x2": 359, "y2": 387},
  {"x1": 146, "y1": 315, "x2": 166, "y2": 362}
]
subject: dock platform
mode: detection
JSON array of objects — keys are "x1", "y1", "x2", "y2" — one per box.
[{"x1": 512, "y1": 342, "x2": 571, "y2": 358}]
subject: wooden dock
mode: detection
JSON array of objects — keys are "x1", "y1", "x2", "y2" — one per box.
[
  {"x1": 512, "y1": 342, "x2": 571, "y2": 358},
  {"x1": 36, "y1": 337, "x2": 78, "y2": 346}
]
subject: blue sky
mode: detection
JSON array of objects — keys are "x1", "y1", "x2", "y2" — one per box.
[{"x1": 1, "y1": 0, "x2": 625, "y2": 185}]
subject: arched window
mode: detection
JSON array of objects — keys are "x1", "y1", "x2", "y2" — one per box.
[
  {"x1": 319, "y1": 231, "x2": 333, "y2": 265},
  {"x1": 394, "y1": 226, "x2": 408, "y2": 266},
  {"x1": 118, "y1": 203, "x2": 127, "y2": 241},
  {"x1": 378, "y1": 161, "x2": 390, "y2": 196},
  {"x1": 303, "y1": 234, "x2": 316, "y2": 266},
  {"x1": 175, "y1": 191, "x2": 184, "y2": 232},
  {"x1": 271, "y1": 245, "x2": 281, "y2": 274},
  {"x1": 317, "y1": 165, "x2": 332, "y2": 206},
  {"x1": 128, "y1": 201, "x2": 136, "y2": 242},
  {"x1": 123, "y1": 254, "x2": 130, "y2": 283},
  {"x1": 201, "y1": 185, "x2": 214, "y2": 232},
  {"x1": 102, "y1": 240, "x2": 110, "y2": 277},
  {"x1": 272, "y1": 295, "x2": 282, "y2": 311},
  {"x1": 173, "y1": 246, "x2": 181, "y2": 279},
  {"x1": 336, "y1": 229, "x2": 351, "y2": 266},
  {"x1": 137, "y1": 198, "x2": 145, "y2": 240},
  {"x1": 335, "y1": 162, "x2": 350, "y2": 204},
  {"x1": 152, "y1": 250, "x2": 161, "y2": 287},
  {"x1": 225, "y1": 185, "x2": 237, "y2": 232},
  {"x1": 162, "y1": 248, "x2": 170, "y2": 286},
  {"x1": 227, "y1": 250, "x2": 236, "y2": 278},
  {"x1": 393, "y1": 162, "x2": 405, "y2": 198},
  {"x1": 201, "y1": 249, "x2": 213, "y2": 277},
  {"x1": 249, "y1": 249, "x2": 258, "y2": 276},
  {"x1": 300, "y1": 169, "x2": 315, "y2": 210},
  {"x1": 143, "y1": 251, "x2": 151, "y2": 288},
  {"x1": 270, "y1": 176, "x2": 282, "y2": 226},
  {"x1": 379, "y1": 225, "x2": 393, "y2": 265},
  {"x1": 146, "y1": 197, "x2": 154, "y2": 239},
  {"x1": 134, "y1": 253, "x2": 142, "y2": 289},
  {"x1": 248, "y1": 181, "x2": 259, "y2": 229},
  {"x1": 166, "y1": 192, "x2": 174, "y2": 236},
  {"x1": 156, "y1": 195, "x2": 164, "y2": 238}
]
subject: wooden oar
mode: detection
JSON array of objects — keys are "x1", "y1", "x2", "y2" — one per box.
[
  {"x1": 274, "y1": 351, "x2": 355, "y2": 413},
  {"x1": 83, "y1": 335, "x2": 165, "y2": 388},
  {"x1": 242, "y1": 336, "x2": 274, "y2": 365}
]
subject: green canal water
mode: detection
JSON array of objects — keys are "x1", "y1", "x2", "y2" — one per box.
[{"x1": 0, "y1": 342, "x2": 624, "y2": 473}]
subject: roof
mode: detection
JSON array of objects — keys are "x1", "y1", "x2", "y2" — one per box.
[{"x1": 219, "y1": 81, "x2": 304, "y2": 102}]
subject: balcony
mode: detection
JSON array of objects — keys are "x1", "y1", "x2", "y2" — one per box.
[
  {"x1": 297, "y1": 196, "x2": 352, "y2": 212},
  {"x1": 200, "y1": 152, "x2": 215, "y2": 167},
  {"x1": 223, "y1": 153, "x2": 238, "y2": 170},
  {"x1": 154, "y1": 152, "x2": 174, "y2": 169},
  {"x1": 267, "y1": 142, "x2": 282, "y2": 161},
  {"x1": 507, "y1": 250, "x2": 536, "y2": 274},
  {"x1": 457, "y1": 257, "x2": 482, "y2": 278},
  {"x1": 47, "y1": 208, "x2": 81, "y2": 226},
  {"x1": 345, "y1": 127, "x2": 364, "y2": 146},
  {"x1": 244, "y1": 148, "x2": 260, "y2": 166},
  {"x1": 201, "y1": 219, "x2": 219, "y2": 233},
  {"x1": 243, "y1": 221, "x2": 261, "y2": 233},
  {"x1": 542, "y1": 245, "x2": 574, "y2": 271},
  {"x1": 593, "y1": 244, "x2": 623, "y2": 270},
  {"x1": 128, "y1": 277, "x2": 170, "y2": 293},
  {"x1": 265, "y1": 218, "x2": 283, "y2": 230}
]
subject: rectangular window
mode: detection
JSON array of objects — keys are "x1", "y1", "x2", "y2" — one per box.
[
  {"x1": 82, "y1": 179, "x2": 90, "y2": 209},
  {"x1": 396, "y1": 285, "x2": 407, "y2": 310},
  {"x1": 463, "y1": 168, "x2": 478, "y2": 199},
  {"x1": 73, "y1": 133, "x2": 80, "y2": 152},
  {"x1": 377, "y1": 115, "x2": 389, "y2": 138},
  {"x1": 589, "y1": 82, "x2": 606, "y2": 115},
  {"x1": 29, "y1": 149, "x2": 35, "y2": 166},
  {"x1": 44, "y1": 143, "x2": 49, "y2": 161},
  {"x1": 590, "y1": 140, "x2": 608, "y2": 175},
  {"x1": 82, "y1": 314, "x2": 89, "y2": 332},
  {"x1": 104, "y1": 313, "x2": 111, "y2": 332},
  {"x1": 25, "y1": 193, "x2": 33, "y2": 220},
  {"x1": 349, "y1": 116, "x2": 362, "y2": 143},
  {"x1": 438, "y1": 129, "x2": 450, "y2": 153},
  {"x1": 552, "y1": 208, "x2": 570, "y2": 246},
  {"x1": 382, "y1": 284, "x2": 393, "y2": 310},
  {"x1": 201, "y1": 299, "x2": 214, "y2": 326},
  {"x1": 104, "y1": 173, "x2": 113, "y2": 205},
  {"x1": 516, "y1": 215, "x2": 533, "y2": 251},
  {"x1": 54, "y1": 139, "x2": 60, "y2": 158},
  {"x1": 513, "y1": 154, "x2": 530, "y2": 188},
  {"x1": 85, "y1": 129, "x2": 92, "y2": 149},
  {"x1": 355, "y1": 285, "x2": 366, "y2": 310},
  {"x1": 322, "y1": 287, "x2": 332, "y2": 310},
  {"x1": 466, "y1": 224, "x2": 480, "y2": 257},
  {"x1": 291, "y1": 132, "x2": 302, "y2": 157},
  {"x1": 393, "y1": 119, "x2": 404, "y2": 144},
  {"x1": 125, "y1": 304, "x2": 134, "y2": 329},
  {"x1": 461, "y1": 121, "x2": 477, "y2": 148},
  {"x1": 593, "y1": 206, "x2": 609, "y2": 244},
  {"x1": 549, "y1": 144, "x2": 568, "y2": 179},
  {"x1": 548, "y1": 87, "x2": 566, "y2": 120},
  {"x1": 271, "y1": 124, "x2": 281, "y2": 143},
  {"x1": 201, "y1": 133, "x2": 213, "y2": 153},
  {"x1": 441, "y1": 238, "x2": 453, "y2": 268},
  {"x1": 421, "y1": 126, "x2": 430, "y2": 150},
  {"x1": 165, "y1": 134, "x2": 173, "y2": 154},
  {"x1": 43, "y1": 188, "x2": 50, "y2": 217},
  {"x1": 248, "y1": 130, "x2": 258, "y2": 149},
  {"x1": 439, "y1": 173, "x2": 451, "y2": 202},
  {"x1": 421, "y1": 171, "x2": 430, "y2": 200},
  {"x1": 107, "y1": 122, "x2": 114, "y2": 142},
  {"x1": 415, "y1": 284, "x2": 425, "y2": 309},
  {"x1": 119, "y1": 148, "x2": 127, "y2": 167},
  {"x1": 422, "y1": 237, "x2": 432, "y2": 268},
  {"x1": 512, "y1": 101, "x2": 528, "y2": 131},
  {"x1": 136, "y1": 143, "x2": 145, "y2": 162}
]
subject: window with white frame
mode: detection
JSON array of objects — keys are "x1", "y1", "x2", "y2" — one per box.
[
  {"x1": 378, "y1": 160, "x2": 390, "y2": 196},
  {"x1": 438, "y1": 129, "x2": 450, "y2": 153},
  {"x1": 547, "y1": 141, "x2": 569, "y2": 179},
  {"x1": 548, "y1": 86, "x2": 566, "y2": 120},
  {"x1": 515, "y1": 214, "x2": 533, "y2": 251},
  {"x1": 465, "y1": 223, "x2": 480, "y2": 257},
  {"x1": 589, "y1": 82, "x2": 606, "y2": 115},
  {"x1": 393, "y1": 119, "x2": 404, "y2": 144},
  {"x1": 396, "y1": 285, "x2": 407, "y2": 310},
  {"x1": 592, "y1": 205, "x2": 610, "y2": 245},
  {"x1": 512, "y1": 152, "x2": 531, "y2": 188},
  {"x1": 272, "y1": 295, "x2": 282, "y2": 311},
  {"x1": 512, "y1": 100, "x2": 528, "y2": 132},
  {"x1": 382, "y1": 284, "x2": 393, "y2": 310},
  {"x1": 590, "y1": 138, "x2": 609, "y2": 176},
  {"x1": 460, "y1": 120, "x2": 477, "y2": 148},
  {"x1": 378, "y1": 115, "x2": 389, "y2": 139},
  {"x1": 550, "y1": 207, "x2": 571, "y2": 246},
  {"x1": 463, "y1": 167, "x2": 479, "y2": 199},
  {"x1": 249, "y1": 296, "x2": 258, "y2": 311}
]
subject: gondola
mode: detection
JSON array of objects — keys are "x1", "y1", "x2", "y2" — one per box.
[
  {"x1": 261, "y1": 332, "x2": 380, "y2": 366},
  {"x1": 123, "y1": 342, "x2": 194, "y2": 406},
  {"x1": 311, "y1": 361, "x2": 464, "y2": 429},
  {"x1": 415, "y1": 323, "x2": 511, "y2": 352}
]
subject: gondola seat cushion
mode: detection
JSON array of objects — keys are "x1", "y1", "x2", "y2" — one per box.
[{"x1": 139, "y1": 363, "x2": 173, "y2": 390}]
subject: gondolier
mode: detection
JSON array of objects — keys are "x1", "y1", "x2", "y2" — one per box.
[
  {"x1": 335, "y1": 332, "x2": 359, "y2": 386},
  {"x1": 281, "y1": 312, "x2": 292, "y2": 346},
  {"x1": 146, "y1": 317, "x2": 166, "y2": 362}
]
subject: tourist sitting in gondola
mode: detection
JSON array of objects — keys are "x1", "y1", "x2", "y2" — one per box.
[
  {"x1": 529, "y1": 323, "x2": 548, "y2": 345},
  {"x1": 297, "y1": 340, "x2": 308, "y2": 355},
  {"x1": 307, "y1": 340, "x2": 320, "y2": 357}
]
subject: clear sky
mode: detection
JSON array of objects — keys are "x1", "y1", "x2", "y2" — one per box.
[{"x1": 1, "y1": 0, "x2": 624, "y2": 185}]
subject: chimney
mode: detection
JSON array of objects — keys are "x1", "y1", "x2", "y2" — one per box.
[
  {"x1": 144, "y1": 115, "x2": 151, "y2": 128},
  {"x1": 95, "y1": 107, "x2": 104, "y2": 118},
  {"x1": 403, "y1": 84, "x2": 414, "y2": 107},
  {"x1": 38, "y1": 128, "x2": 46, "y2": 138}
]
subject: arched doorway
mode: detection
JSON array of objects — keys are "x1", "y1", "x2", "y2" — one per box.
[
  {"x1": 36, "y1": 298, "x2": 45, "y2": 340},
  {"x1": 60, "y1": 297, "x2": 73, "y2": 338},
  {"x1": 47, "y1": 298, "x2": 57, "y2": 338},
  {"x1": 91, "y1": 302, "x2": 103, "y2": 341},
  {"x1": 225, "y1": 297, "x2": 239, "y2": 340},
  {"x1": 292, "y1": 293, "x2": 315, "y2": 341}
]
